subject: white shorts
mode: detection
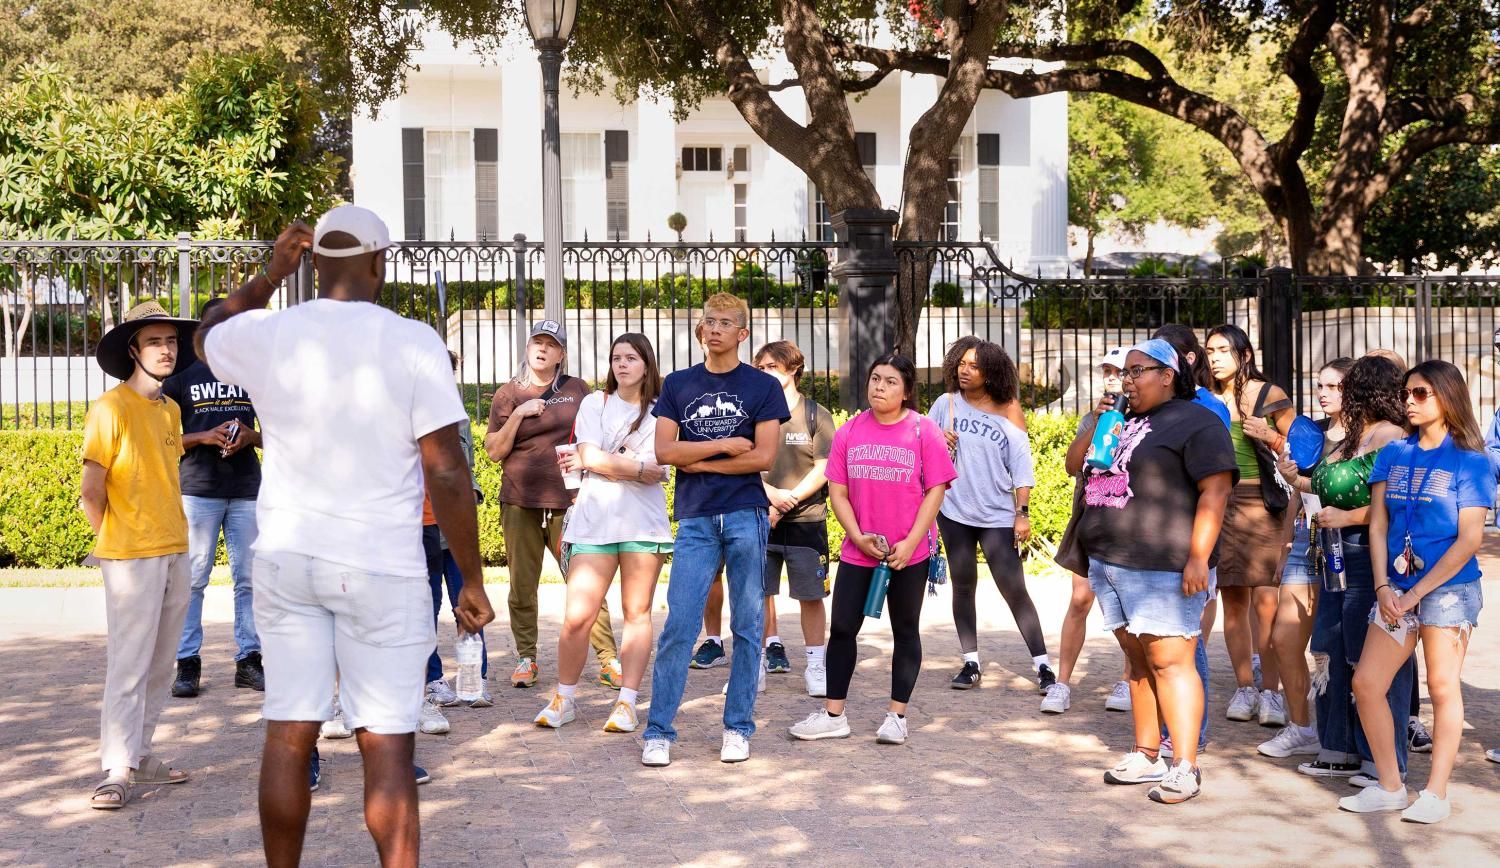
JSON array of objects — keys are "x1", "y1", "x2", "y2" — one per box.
[{"x1": 252, "y1": 550, "x2": 435, "y2": 734}]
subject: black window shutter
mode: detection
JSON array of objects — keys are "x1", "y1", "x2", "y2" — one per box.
[
  {"x1": 402, "y1": 128, "x2": 425, "y2": 241},
  {"x1": 855, "y1": 132, "x2": 877, "y2": 167},
  {"x1": 474, "y1": 128, "x2": 499, "y2": 240},
  {"x1": 978, "y1": 133, "x2": 1001, "y2": 167},
  {"x1": 605, "y1": 130, "x2": 629, "y2": 239}
]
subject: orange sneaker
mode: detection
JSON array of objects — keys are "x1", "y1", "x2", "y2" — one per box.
[
  {"x1": 511, "y1": 657, "x2": 538, "y2": 688},
  {"x1": 598, "y1": 658, "x2": 624, "y2": 690}
]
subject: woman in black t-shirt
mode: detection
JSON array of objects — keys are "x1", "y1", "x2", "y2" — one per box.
[{"x1": 1079, "y1": 339, "x2": 1236, "y2": 805}]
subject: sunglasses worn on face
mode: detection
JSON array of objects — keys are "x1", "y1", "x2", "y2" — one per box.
[
  {"x1": 1121, "y1": 364, "x2": 1167, "y2": 380},
  {"x1": 1400, "y1": 387, "x2": 1434, "y2": 403}
]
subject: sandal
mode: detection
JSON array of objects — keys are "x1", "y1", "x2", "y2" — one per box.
[
  {"x1": 91, "y1": 778, "x2": 129, "y2": 810},
  {"x1": 133, "y1": 757, "x2": 189, "y2": 785}
]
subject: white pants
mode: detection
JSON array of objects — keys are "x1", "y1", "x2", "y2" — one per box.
[{"x1": 99, "y1": 553, "x2": 191, "y2": 772}]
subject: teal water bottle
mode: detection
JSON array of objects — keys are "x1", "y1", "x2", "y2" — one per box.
[
  {"x1": 863, "y1": 561, "x2": 893, "y2": 618},
  {"x1": 1085, "y1": 394, "x2": 1129, "y2": 471}
]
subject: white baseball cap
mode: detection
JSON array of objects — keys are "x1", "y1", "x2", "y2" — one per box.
[
  {"x1": 313, "y1": 205, "x2": 393, "y2": 258},
  {"x1": 1098, "y1": 346, "x2": 1129, "y2": 369}
]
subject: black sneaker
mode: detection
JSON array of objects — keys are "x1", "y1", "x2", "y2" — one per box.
[
  {"x1": 1407, "y1": 718, "x2": 1433, "y2": 753},
  {"x1": 414, "y1": 765, "x2": 431, "y2": 785},
  {"x1": 1037, "y1": 664, "x2": 1058, "y2": 693},
  {"x1": 951, "y1": 661, "x2": 982, "y2": 690},
  {"x1": 690, "y1": 640, "x2": 727, "y2": 669},
  {"x1": 1297, "y1": 759, "x2": 1361, "y2": 777},
  {"x1": 308, "y1": 747, "x2": 322, "y2": 793},
  {"x1": 171, "y1": 655, "x2": 201, "y2": 698},
  {"x1": 235, "y1": 651, "x2": 266, "y2": 691},
  {"x1": 765, "y1": 642, "x2": 791, "y2": 673}
]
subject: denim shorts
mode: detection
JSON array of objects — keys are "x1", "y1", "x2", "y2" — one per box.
[
  {"x1": 1416, "y1": 581, "x2": 1483, "y2": 630},
  {"x1": 1087, "y1": 558, "x2": 1212, "y2": 638},
  {"x1": 1280, "y1": 521, "x2": 1317, "y2": 587}
]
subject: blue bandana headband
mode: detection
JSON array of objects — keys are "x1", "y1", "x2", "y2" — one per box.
[{"x1": 1131, "y1": 338, "x2": 1180, "y2": 373}]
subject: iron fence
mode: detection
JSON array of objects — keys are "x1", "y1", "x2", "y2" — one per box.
[{"x1": 3, "y1": 234, "x2": 1499, "y2": 429}]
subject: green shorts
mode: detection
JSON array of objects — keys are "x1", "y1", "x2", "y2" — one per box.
[{"x1": 568, "y1": 541, "x2": 674, "y2": 556}]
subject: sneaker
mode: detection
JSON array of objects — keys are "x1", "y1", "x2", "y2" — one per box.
[
  {"x1": 533, "y1": 693, "x2": 576, "y2": 728},
  {"x1": 641, "y1": 738, "x2": 672, "y2": 767},
  {"x1": 418, "y1": 697, "x2": 450, "y2": 735},
  {"x1": 426, "y1": 678, "x2": 458, "y2": 707},
  {"x1": 598, "y1": 659, "x2": 624, "y2": 690},
  {"x1": 1148, "y1": 761, "x2": 1202, "y2": 804},
  {"x1": 320, "y1": 700, "x2": 353, "y2": 740},
  {"x1": 1339, "y1": 783, "x2": 1408, "y2": 813},
  {"x1": 1160, "y1": 737, "x2": 1208, "y2": 759},
  {"x1": 172, "y1": 656, "x2": 202, "y2": 698},
  {"x1": 1105, "y1": 680, "x2": 1132, "y2": 712},
  {"x1": 1297, "y1": 759, "x2": 1361, "y2": 777},
  {"x1": 1226, "y1": 686, "x2": 1260, "y2": 721},
  {"x1": 1252, "y1": 655, "x2": 1263, "y2": 691},
  {"x1": 1407, "y1": 718, "x2": 1433, "y2": 753},
  {"x1": 804, "y1": 661, "x2": 827, "y2": 697},
  {"x1": 413, "y1": 765, "x2": 431, "y2": 785},
  {"x1": 1037, "y1": 664, "x2": 1057, "y2": 692},
  {"x1": 511, "y1": 658, "x2": 539, "y2": 688},
  {"x1": 603, "y1": 700, "x2": 638, "y2": 733},
  {"x1": 308, "y1": 747, "x2": 321, "y2": 793},
  {"x1": 690, "y1": 640, "x2": 727, "y2": 669},
  {"x1": 1040, "y1": 682, "x2": 1071, "y2": 714},
  {"x1": 1487, "y1": 748, "x2": 1500, "y2": 763},
  {"x1": 234, "y1": 652, "x2": 266, "y2": 691},
  {"x1": 721, "y1": 730, "x2": 751, "y2": 763},
  {"x1": 1257, "y1": 690, "x2": 1287, "y2": 727},
  {"x1": 468, "y1": 689, "x2": 494, "y2": 709},
  {"x1": 1349, "y1": 773, "x2": 1404, "y2": 789},
  {"x1": 765, "y1": 642, "x2": 791, "y2": 673},
  {"x1": 950, "y1": 661, "x2": 982, "y2": 690},
  {"x1": 1401, "y1": 789, "x2": 1450, "y2": 824},
  {"x1": 876, "y1": 712, "x2": 908, "y2": 745},
  {"x1": 789, "y1": 710, "x2": 851, "y2": 741},
  {"x1": 1104, "y1": 751, "x2": 1168, "y2": 785},
  {"x1": 1259, "y1": 724, "x2": 1321, "y2": 758}
]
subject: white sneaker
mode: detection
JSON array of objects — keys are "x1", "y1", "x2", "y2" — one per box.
[
  {"x1": 426, "y1": 678, "x2": 458, "y2": 707},
  {"x1": 789, "y1": 710, "x2": 851, "y2": 741},
  {"x1": 468, "y1": 689, "x2": 494, "y2": 709},
  {"x1": 1401, "y1": 790, "x2": 1451, "y2": 824},
  {"x1": 1487, "y1": 748, "x2": 1500, "y2": 763},
  {"x1": 603, "y1": 700, "x2": 638, "y2": 733},
  {"x1": 721, "y1": 730, "x2": 751, "y2": 763},
  {"x1": 1226, "y1": 686, "x2": 1260, "y2": 721},
  {"x1": 641, "y1": 738, "x2": 671, "y2": 767},
  {"x1": 1148, "y1": 760, "x2": 1202, "y2": 804},
  {"x1": 418, "y1": 697, "x2": 450, "y2": 735},
  {"x1": 1105, "y1": 680, "x2": 1132, "y2": 712},
  {"x1": 1340, "y1": 783, "x2": 1408, "y2": 813},
  {"x1": 1040, "y1": 682, "x2": 1072, "y2": 714},
  {"x1": 875, "y1": 712, "x2": 908, "y2": 745},
  {"x1": 1258, "y1": 724, "x2": 1321, "y2": 758},
  {"x1": 533, "y1": 693, "x2": 576, "y2": 728},
  {"x1": 1104, "y1": 751, "x2": 1168, "y2": 785},
  {"x1": 320, "y1": 699, "x2": 352, "y2": 739},
  {"x1": 1257, "y1": 690, "x2": 1287, "y2": 727},
  {"x1": 804, "y1": 661, "x2": 827, "y2": 697}
]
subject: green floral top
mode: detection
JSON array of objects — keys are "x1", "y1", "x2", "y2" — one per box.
[{"x1": 1310, "y1": 450, "x2": 1381, "y2": 510}]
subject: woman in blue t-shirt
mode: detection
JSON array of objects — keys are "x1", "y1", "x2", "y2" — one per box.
[{"x1": 1341, "y1": 360, "x2": 1493, "y2": 823}]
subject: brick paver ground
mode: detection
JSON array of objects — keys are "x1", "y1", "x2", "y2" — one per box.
[{"x1": 3, "y1": 544, "x2": 1500, "y2": 867}]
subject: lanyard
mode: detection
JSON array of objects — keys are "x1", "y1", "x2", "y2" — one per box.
[{"x1": 1400, "y1": 434, "x2": 1451, "y2": 538}]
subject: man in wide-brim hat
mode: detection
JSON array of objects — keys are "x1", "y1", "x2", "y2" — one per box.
[{"x1": 80, "y1": 300, "x2": 199, "y2": 810}]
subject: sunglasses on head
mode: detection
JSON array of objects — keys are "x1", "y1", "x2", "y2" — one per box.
[{"x1": 1399, "y1": 386, "x2": 1435, "y2": 403}]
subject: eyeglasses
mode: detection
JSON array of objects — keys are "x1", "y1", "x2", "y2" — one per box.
[
  {"x1": 1121, "y1": 364, "x2": 1168, "y2": 380},
  {"x1": 1400, "y1": 386, "x2": 1435, "y2": 403},
  {"x1": 700, "y1": 317, "x2": 743, "y2": 331}
]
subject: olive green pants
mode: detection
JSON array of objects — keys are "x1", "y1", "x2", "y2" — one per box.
[{"x1": 502, "y1": 504, "x2": 617, "y2": 665}]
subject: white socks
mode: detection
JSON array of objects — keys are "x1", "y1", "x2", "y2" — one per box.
[
  {"x1": 963, "y1": 651, "x2": 979, "y2": 664},
  {"x1": 1033, "y1": 655, "x2": 1050, "y2": 672},
  {"x1": 619, "y1": 687, "x2": 638, "y2": 706},
  {"x1": 806, "y1": 645, "x2": 826, "y2": 665},
  {"x1": 707, "y1": 635, "x2": 722, "y2": 646},
  {"x1": 765, "y1": 635, "x2": 781, "y2": 648},
  {"x1": 556, "y1": 683, "x2": 577, "y2": 699}
]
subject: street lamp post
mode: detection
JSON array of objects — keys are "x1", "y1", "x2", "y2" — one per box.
[{"x1": 523, "y1": 0, "x2": 579, "y2": 324}]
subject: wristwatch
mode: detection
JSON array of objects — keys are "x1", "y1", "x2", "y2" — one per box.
[{"x1": 1018, "y1": 505, "x2": 1030, "y2": 516}]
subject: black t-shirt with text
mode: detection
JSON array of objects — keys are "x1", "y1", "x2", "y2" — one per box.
[
  {"x1": 162, "y1": 360, "x2": 261, "y2": 499},
  {"x1": 1078, "y1": 398, "x2": 1237, "y2": 572}
]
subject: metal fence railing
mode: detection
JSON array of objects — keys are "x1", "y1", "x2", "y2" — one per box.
[{"x1": 4, "y1": 235, "x2": 1499, "y2": 429}]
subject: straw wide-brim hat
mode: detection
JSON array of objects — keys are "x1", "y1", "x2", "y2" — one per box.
[{"x1": 96, "y1": 301, "x2": 198, "y2": 381}]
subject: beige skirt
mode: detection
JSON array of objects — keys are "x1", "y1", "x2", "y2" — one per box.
[{"x1": 1216, "y1": 481, "x2": 1295, "y2": 588}]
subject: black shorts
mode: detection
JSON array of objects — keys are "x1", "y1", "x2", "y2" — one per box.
[{"x1": 763, "y1": 521, "x2": 830, "y2": 600}]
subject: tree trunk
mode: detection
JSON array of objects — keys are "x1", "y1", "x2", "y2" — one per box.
[{"x1": 1084, "y1": 231, "x2": 1096, "y2": 277}]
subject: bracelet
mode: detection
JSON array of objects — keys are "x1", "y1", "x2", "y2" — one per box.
[
  {"x1": 635, "y1": 461, "x2": 644, "y2": 482},
  {"x1": 1375, "y1": 584, "x2": 1395, "y2": 596}
]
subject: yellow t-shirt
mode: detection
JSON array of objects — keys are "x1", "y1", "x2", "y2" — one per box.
[{"x1": 82, "y1": 384, "x2": 188, "y2": 559}]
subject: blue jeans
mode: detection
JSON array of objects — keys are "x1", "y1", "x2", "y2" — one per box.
[
  {"x1": 177, "y1": 495, "x2": 259, "y2": 660},
  {"x1": 426, "y1": 544, "x2": 488, "y2": 683},
  {"x1": 645, "y1": 508, "x2": 769, "y2": 742}
]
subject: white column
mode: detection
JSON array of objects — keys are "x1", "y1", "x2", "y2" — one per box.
[
  {"x1": 1029, "y1": 91, "x2": 1070, "y2": 274},
  {"x1": 499, "y1": 60, "x2": 544, "y2": 241},
  {"x1": 350, "y1": 106, "x2": 404, "y2": 233},
  {"x1": 634, "y1": 96, "x2": 678, "y2": 241}
]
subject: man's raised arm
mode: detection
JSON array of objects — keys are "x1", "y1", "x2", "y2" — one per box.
[{"x1": 195, "y1": 222, "x2": 312, "y2": 359}]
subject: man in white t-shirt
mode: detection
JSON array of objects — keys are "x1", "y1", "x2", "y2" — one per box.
[{"x1": 195, "y1": 206, "x2": 494, "y2": 868}]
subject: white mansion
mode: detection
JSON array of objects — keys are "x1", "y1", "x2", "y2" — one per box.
[{"x1": 350, "y1": 21, "x2": 1069, "y2": 273}]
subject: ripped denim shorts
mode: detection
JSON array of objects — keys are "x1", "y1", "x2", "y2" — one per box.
[{"x1": 1416, "y1": 581, "x2": 1483, "y2": 631}]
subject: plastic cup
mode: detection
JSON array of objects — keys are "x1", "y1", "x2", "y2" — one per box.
[{"x1": 555, "y1": 443, "x2": 582, "y2": 489}]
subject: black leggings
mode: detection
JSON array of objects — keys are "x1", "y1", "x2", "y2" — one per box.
[
  {"x1": 937, "y1": 514, "x2": 1047, "y2": 659},
  {"x1": 826, "y1": 560, "x2": 928, "y2": 703}
]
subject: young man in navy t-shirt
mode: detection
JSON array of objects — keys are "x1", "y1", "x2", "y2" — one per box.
[{"x1": 641, "y1": 293, "x2": 789, "y2": 766}]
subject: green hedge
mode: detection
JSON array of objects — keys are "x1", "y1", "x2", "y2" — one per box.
[{"x1": 0, "y1": 415, "x2": 1079, "y2": 569}]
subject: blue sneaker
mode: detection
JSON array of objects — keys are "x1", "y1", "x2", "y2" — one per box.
[
  {"x1": 414, "y1": 765, "x2": 431, "y2": 785},
  {"x1": 690, "y1": 640, "x2": 727, "y2": 669},
  {"x1": 764, "y1": 642, "x2": 791, "y2": 673},
  {"x1": 308, "y1": 747, "x2": 321, "y2": 792}
]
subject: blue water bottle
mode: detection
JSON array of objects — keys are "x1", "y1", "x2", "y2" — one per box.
[
  {"x1": 864, "y1": 560, "x2": 893, "y2": 618},
  {"x1": 1085, "y1": 394, "x2": 1129, "y2": 471}
]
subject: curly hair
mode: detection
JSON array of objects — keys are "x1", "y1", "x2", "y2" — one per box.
[
  {"x1": 941, "y1": 336, "x2": 1018, "y2": 405},
  {"x1": 1338, "y1": 355, "x2": 1407, "y2": 459}
]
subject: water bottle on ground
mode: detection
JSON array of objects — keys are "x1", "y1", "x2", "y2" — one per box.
[
  {"x1": 1085, "y1": 394, "x2": 1129, "y2": 471},
  {"x1": 455, "y1": 633, "x2": 483, "y2": 702}
]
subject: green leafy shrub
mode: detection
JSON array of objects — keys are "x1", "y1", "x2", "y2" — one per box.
[
  {"x1": 929, "y1": 281, "x2": 963, "y2": 306},
  {"x1": 0, "y1": 431, "x2": 92, "y2": 568}
]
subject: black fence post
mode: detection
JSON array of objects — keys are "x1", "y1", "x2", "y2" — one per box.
[
  {"x1": 832, "y1": 208, "x2": 899, "y2": 411},
  {"x1": 1260, "y1": 266, "x2": 1296, "y2": 396},
  {"x1": 512, "y1": 233, "x2": 529, "y2": 367}
]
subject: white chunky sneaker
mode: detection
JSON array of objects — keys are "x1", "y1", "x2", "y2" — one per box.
[
  {"x1": 426, "y1": 678, "x2": 458, "y2": 707},
  {"x1": 1040, "y1": 682, "x2": 1072, "y2": 714},
  {"x1": 804, "y1": 661, "x2": 828, "y2": 698},
  {"x1": 1258, "y1": 724, "x2": 1321, "y2": 758},
  {"x1": 418, "y1": 697, "x2": 450, "y2": 735},
  {"x1": 875, "y1": 712, "x2": 908, "y2": 745},
  {"x1": 1226, "y1": 686, "x2": 1260, "y2": 721},
  {"x1": 720, "y1": 730, "x2": 751, "y2": 763},
  {"x1": 603, "y1": 700, "x2": 638, "y2": 733},
  {"x1": 1105, "y1": 680, "x2": 1132, "y2": 712},
  {"x1": 1104, "y1": 751, "x2": 1168, "y2": 785},
  {"x1": 1258, "y1": 690, "x2": 1287, "y2": 727},
  {"x1": 533, "y1": 693, "x2": 577, "y2": 728},
  {"x1": 1148, "y1": 760, "x2": 1202, "y2": 804},
  {"x1": 641, "y1": 738, "x2": 671, "y2": 767},
  {"x1": 789, "y1": 710, "x2": 851, "y2": 741}
]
